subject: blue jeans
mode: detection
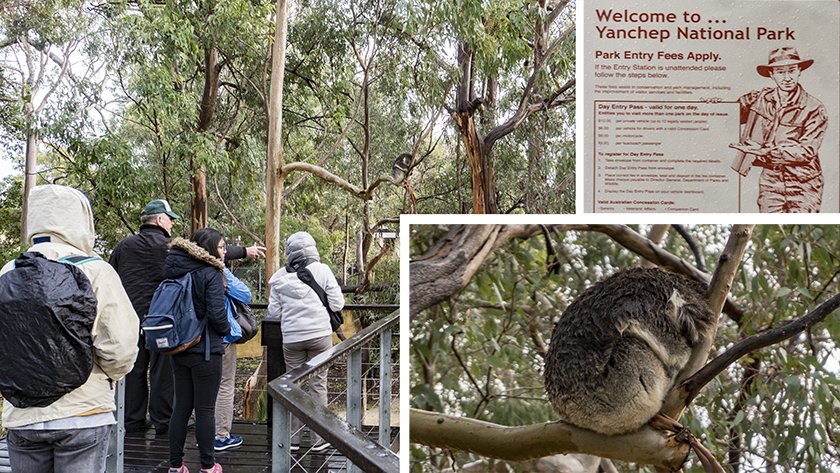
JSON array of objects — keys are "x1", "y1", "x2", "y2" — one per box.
[{"x1": 7, "y1": 425, "x2": 112, "y2": 473}]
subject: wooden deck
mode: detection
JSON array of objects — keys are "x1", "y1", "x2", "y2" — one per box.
[{"x1": 124, "y1": 421, "x2": 397, "y2": 473}]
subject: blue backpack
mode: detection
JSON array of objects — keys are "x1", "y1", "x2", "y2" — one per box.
[{"x1": 141, "y1": 272, "x2": 209, "y2": 359}]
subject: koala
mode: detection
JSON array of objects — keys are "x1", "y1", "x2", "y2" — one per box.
[
  {"x1": 390, "y1": 153, "x2": 413, "y2": 183},
  {"x1": 544, "y1": 267, "x2": 714, "y2": 435}
]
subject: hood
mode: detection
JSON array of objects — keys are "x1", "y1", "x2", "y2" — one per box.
[
  {"x1": 285, "y1": 231, "x2": 320, "y2": 264},
  {"x1": 26, "y1": 185, "x2": 96, "y2": 254},
  {"x1": 167, "y1": 238, "x2": 225, "y2": 272}
]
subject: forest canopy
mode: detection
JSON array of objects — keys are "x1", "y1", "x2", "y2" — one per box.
[{"x1": 0, "y1": 0, "x2": 576, "y2": 266}]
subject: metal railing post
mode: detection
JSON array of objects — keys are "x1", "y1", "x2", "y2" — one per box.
[
  {"x1": 347, "y1": 349, "x2": 363, "y2": 473},
  {"x1": 106, "y1": 378, "x2": 125, "y2": 473},
  {"x1": 378, "y1": 328, "x2": 392, "y2": 449},
  {"x1": 267, "y1": 311, "x2": 399, "y2": 473},
  {"x1": 272, "y1": 396, "x2": 292, "y2": 473}
]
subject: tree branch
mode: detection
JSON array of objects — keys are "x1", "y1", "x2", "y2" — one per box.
[
  {"x1": 410, "y1": 225, "x2": 590, "y2": 317},
  {"x1": 410, "y1": 408, "x2": 689, "y2": 469},
  {"x1": 212, "y1": 175, "x2": 264, "y2": 245},
  {"x1": 683, "y1": 292, "x2": 840, "y2": 403},
  {"x1": 660, "y1": 224, "x2": 754, "y2": 417},
  {"x1": 279, "y1": 162, "x2": 399, "y2": 200}
]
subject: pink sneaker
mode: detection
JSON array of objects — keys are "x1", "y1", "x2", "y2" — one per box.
[
  {"x1": 168, "y1": 464, "x2": 189, "y2": 473},
  {"x1": 200, "y1": 463, "x2": 222, "y2": 473}
]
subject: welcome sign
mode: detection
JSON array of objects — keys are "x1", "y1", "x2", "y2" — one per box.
[{"x1": 583, "y1": 0, "x2": 839, "y2": 213}]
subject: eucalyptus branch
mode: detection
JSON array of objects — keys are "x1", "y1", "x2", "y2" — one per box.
[
  {"x1": 284, "y1": 80, "x2": 365, "y2": 196},
  {"x1": 450, "y1": 334, "x2": 486, "y2": 400},
  {"x1": 212, "y1": 175, "x2": 264, "y2": 246},
  {"x1": 640, "y1": 224, "x2": 671, "y2": 268},
  {"x1": 683, "y1": 292, "x2": 840, "y2": 403},
  {"x1": 411, "y1": 225, "x2": 589, "y2": 317},
  {"x1": 410, "y1": 408, "x2": 689, "y2": 469},
  {"x1": 279, "y1": 162, "x2": 400, "y2": 200},
  {"x1": 660, "y1": 224, "x2": 754, "y2": 417},
  {"x1": 363, "y1": 238, "x2": 395, "y2": 287}
]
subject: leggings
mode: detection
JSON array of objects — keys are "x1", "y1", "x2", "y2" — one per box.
[{"x1": 169, "y1": 353, "x2": 223, "y2": 469}]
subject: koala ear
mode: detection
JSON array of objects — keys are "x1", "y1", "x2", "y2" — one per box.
[
  {"x1": 668, "y1": 287, "x2": 704, "y2": 345},
  {"x1": 666, "y1": 288, "x2": 686, "y2": 324}
]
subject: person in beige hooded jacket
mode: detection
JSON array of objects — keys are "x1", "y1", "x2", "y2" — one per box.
[{"x1": 0, "y1": 185, "x2": 139, "y2": 473}]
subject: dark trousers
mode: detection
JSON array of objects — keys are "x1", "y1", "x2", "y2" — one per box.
[
  {"x1": 169, "y1": 353, "x2": 223, "y2": 469},
  {"x1": 125, "y1": 336, "x2": 174, "y2": 431}
]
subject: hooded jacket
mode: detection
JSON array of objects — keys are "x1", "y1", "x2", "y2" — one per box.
[
  {"x1": 164, "y1": 238, "x2": 230, "y2": 355},
  {"x1": 0, "y1": 185, "x2": 139, "y2": 428},
  {"x1": 109, "y1": 224, "x2": 171, "y2": 318},
  {"x1": 268, "y1": 232, "x2": 344, "y2": 344}
]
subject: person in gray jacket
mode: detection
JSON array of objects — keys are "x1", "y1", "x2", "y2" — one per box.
[{"x1": 267, "y1": 231, "x2": 344, "y2": 452}]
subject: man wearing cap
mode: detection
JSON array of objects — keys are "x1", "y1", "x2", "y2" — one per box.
[
  {"x1": 729, "y1": 47, "x2": 828, "y2": 212},
  {"x1": 110, "y1": 199, "x2": 266, "y2": 435}
]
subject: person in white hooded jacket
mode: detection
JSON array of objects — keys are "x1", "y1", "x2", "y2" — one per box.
[
  {"x1": 0, "y1": 185, "x2": 139, "y2": 472},
  {"x1": 267, "y1": 231, "x2": 344, "y2": 452}
]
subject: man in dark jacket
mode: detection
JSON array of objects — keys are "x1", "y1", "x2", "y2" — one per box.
[{"x1": 110, "y1": 199, "x2": 265, "y2": 435}]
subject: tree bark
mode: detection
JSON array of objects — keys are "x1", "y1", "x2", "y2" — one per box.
[
  {"x1": 410, "y1": 224, "x2": 590, "y2": 316},
  {"x1": 190, "y1": 46, "x2": 220, "y2": 232},
  {"x1": 21, "y1": 125, "x2": 36, "y2": 244},
  {"x1": 452, "y1": 111, "x2": 489, "y2": 214},
  {"x1": 640, "y1": 225, "x2": 670, "y2": 267},
  {"x1": 243, "y1": 0, "x2": 288, "y2": 420}
]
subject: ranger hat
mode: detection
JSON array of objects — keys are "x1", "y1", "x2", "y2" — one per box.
[
  {"x1": 141, "y1": 199, "x2": 180, "y2": 220},
  {"x1": 757, "y1": 47, "x2": 813, "y2": 77}
]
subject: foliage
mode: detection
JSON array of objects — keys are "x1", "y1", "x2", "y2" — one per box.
[
  {"x1": 410, "y1": 225, "x2": 840, "y2": 472},
  {"x1": 0, "y1": 175, "x2": 24, "y2": 261}
]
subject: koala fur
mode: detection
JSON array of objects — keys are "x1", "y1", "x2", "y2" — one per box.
[{"x1": 544, "y1": 267, "x2": 714, "y2": 435}]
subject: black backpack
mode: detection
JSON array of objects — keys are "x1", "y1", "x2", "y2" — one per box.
[
  {"x1": 286, "y1": 259, "x2": 346, "y2": 341},
  {"x1": 0, "y1": 252, "x2": 99, "y2": 408}
]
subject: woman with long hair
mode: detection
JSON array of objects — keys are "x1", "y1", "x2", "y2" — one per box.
[{"x1": 166, "y1": 228, "x2": 230, "y2": 473}]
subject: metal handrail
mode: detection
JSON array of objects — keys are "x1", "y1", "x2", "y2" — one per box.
[{"x1": 267, "y1": 311, "x2": 400, "y2": 473}]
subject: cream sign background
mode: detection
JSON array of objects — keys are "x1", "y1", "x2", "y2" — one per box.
[{"x1": 584, "y1": 0, "x2": 839, "y2": 213}]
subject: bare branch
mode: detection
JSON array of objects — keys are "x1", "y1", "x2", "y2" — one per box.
[
  {"x1": 660, "y1": 224, "x2": 754, "y2": 417},
  {"x1": 683, "y1": 292, "x2": 840, "y2": 403},
  {"x1": 410, "y1": 408, "x2": 690, "y2": 469},
  {"x1": 279, "y1": 162, "x2": 400, "y2": 201},
  {"x1": 212, "y1": 175, "x2": 265, "y2": 246}
]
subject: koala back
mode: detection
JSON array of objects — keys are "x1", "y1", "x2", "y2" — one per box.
[{"x1": 544, "y1": 267, "x2": 713, "y2": 435}]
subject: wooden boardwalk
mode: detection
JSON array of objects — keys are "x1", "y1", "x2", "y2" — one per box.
[{"x1": 124, "y1": 421, "x2": 397, "y2": 473}]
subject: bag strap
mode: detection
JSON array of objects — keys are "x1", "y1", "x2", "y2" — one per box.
[
  {"x1": 57, "y1": 255, "x2": 102, "y2": 266},
  {"x1": 286, "y1": 260, "x2": 332, "y2": 313},
  {"x1": 204, "y1": 323, "x2": 210, "y2": 361}
]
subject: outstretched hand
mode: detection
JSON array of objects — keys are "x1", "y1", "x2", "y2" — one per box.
[{"x1": 246, "y1": 245, "x2": 266, "y2": 259}]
